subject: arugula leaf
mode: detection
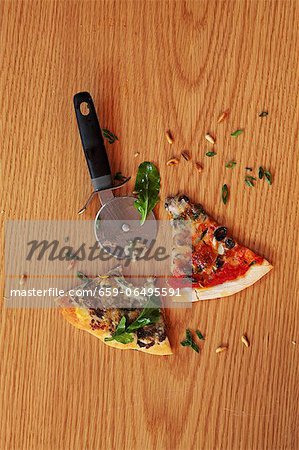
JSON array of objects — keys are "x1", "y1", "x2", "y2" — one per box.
[
  {"x1": 180, "y1": 329, "x2": 200, "y2": 353},
  {"x1": 196, "y1": 330, "x2": 205, "y2": 340},
  {"x1": 105, "y1": 296, "x2": 161, "y2": 344},
  {"x1": 206, "y1": 151, "x2": 217, "y2": 157},
  {"x1": 134, "y1": 162, "x2": 160, "y2": 225},
  {"x1": 113, "y1": 332, "x2": 134, "y2": 344},
  {"x1": 113, "y1": 316, "x2": 127, "y2": 335},
  {"x1": 225, "y1": 161, "x2": 237, "y2": 168},
  {"x1": 222, "y1": 184, "x2": 229, "y2": 205},
  {"x1": 101, "y1": 128, "x2": 118, "y2": 144},
  {"x1": 231, "y1": 129, "x2": 243, "y2": 137}
]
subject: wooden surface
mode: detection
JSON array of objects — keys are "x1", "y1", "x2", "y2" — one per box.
[{"x1": 0, "y1": 1, "x2": 298, "y2": 449}]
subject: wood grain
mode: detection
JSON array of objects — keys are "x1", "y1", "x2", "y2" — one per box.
[{"x1": 0, "y1": 1, "x2": 298, "y2": 449}]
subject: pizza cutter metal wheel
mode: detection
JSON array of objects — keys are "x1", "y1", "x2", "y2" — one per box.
[{"x1": 74, "y1": 91, "x2": 157, "y2": 259}]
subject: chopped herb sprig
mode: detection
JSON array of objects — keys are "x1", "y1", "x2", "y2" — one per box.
[
  {"x1": 245, "y1": 175, "x2": 257, "y2": 187},
  {"x1": 180, "y1": 329, "x2": 199, "y2": 353},
  {"x1": 102, "y1": 128, "x2": 118, "y2": 144},
  {"x1": 225, "y1": 161, "x2": 237, "y2": 169},
  {"x1": 196, "y1": 330, "x2": 205, "y2": 340},
  {"x1": 222, "y1": 184, "x2": 229, "y2": 204},
  {"x1": 206, "y1": 151, "x2": 217, "y2": 157},
  {"x1": 104, "y1": 296, "x2": 160, "y2": 344},
  {"x1": 231, "y1": 129, "x2": 243, "y2": 137}
]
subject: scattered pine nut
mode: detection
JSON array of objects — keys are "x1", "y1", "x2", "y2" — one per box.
[
  {"x1": 0, "y1": 209, "x2": 5, "y2": 214},
  {"x1": 19, "y1": 274, "x2": 27, "y2": 286},
  {"x1": 134, "y1": 152, "x2": 140, "y2": 158},
  {"x1": 205, "y1": 133, "x2": 215, "y2": 145},
  {"x1": 195, "y1": 162, "x2": 203, "y2": 173},
  {"x1": 241, "y1": 334, "x2": 250, "y2": 347},
  {"x1": 216, "y1": 345, "x2": 228, "y2": 353},
  {"x1": 217, "y1": 110, "x2": 229, "y2": 123},
  {"x1": 181, "y1": 151, "x2": 191, "y2": 161},
  {"x1": 166, "y1": 130, "x2": 174, "y2": 144},
  {"x1": 166, "y1": 157, "x2": 179, "y2": 166},
  {"x1": 291, "y1": 340, "x2": 297, "y2": 345}
]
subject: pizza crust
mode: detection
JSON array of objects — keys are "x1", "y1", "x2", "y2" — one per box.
[{"x1": 172, "y1": 259, "x2": 272, "y2": 302}]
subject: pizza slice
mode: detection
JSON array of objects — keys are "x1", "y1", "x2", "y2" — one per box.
[
  {"x1": 56, "y1": 267, "x2": 172, "y2": 355},
  {"x1": 165, "y1": 194, "x2": 272, "y2": 301}
]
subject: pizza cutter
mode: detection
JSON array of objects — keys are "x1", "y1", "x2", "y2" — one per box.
[{"x1": 74, "y1": 91, "x2": 157, "y2": 259}]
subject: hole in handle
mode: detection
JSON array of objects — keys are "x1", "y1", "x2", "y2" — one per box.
[{"x1": 80, "y1": 102, "x2": 90, "y2": 116}]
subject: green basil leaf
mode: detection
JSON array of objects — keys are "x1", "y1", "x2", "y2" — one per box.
[
  {"x1": 206, "y1": 151, "x2": 217, "y2": 157},
  {"x1": 134, "y1": 162, "x2": 160, "y2": 225}
]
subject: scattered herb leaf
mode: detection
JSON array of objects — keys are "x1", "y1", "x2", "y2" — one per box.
[
  {"x1": 245, "y1": 175, "x2": 256, "y2": 187},
  {"x1": 206, "y1": 151, "x2": 217, "y2": 157},
  {"x1": 134, "y1": 162, "x2": 160, "y2": 225},
  {"x1": 114, "y1": 171, "x2": 127, "y2": 181},
  {"x1": 222, "y1": 184, "x2": 229, "y2": 205},
  {"x1": 180, "y1": 329, "x2": 200, "y2": 353},
  {"x1": 231, "y1": 129, "x2": 243, "y2": 137},
  {"x1": 259, "y1": 111, "x2": 268, "y2": 117},
  {"x1": 76, "y1": 271, "x2": 90, "y2": 281},
  {"x1": 258, "y1": 166, "x2": 265, "y2": 179},
  {"x1": 264, "y1": 170, "x2": 272, "y2": 185},
  {"x1": 111, "y1": 332, "x2": 134, "y2": 344},
  {"x1": 196, "y1": 330, "x2": 205, "y2": 340},
  {"x1": 101, "y1": 129, "x2": 118, "y2": 144},
  {"x1": 225, "y1": 160, "x2": 237, "y2": 169},
  {"x1": 104, "y1": 296, "x2": 161, "y2": 344}
]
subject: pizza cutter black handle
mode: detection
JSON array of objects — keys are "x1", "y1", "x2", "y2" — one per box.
[{"x1": 73, "y1": 92, "x2": 112, "y2": 191}]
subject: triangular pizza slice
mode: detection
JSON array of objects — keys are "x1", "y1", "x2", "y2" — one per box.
[
  {"x1": 165, "y1": 194, "x2": 272, "y2": 301},
  {"x1": 56, "y1": 266, "x2": 172, "y2": 355}
]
